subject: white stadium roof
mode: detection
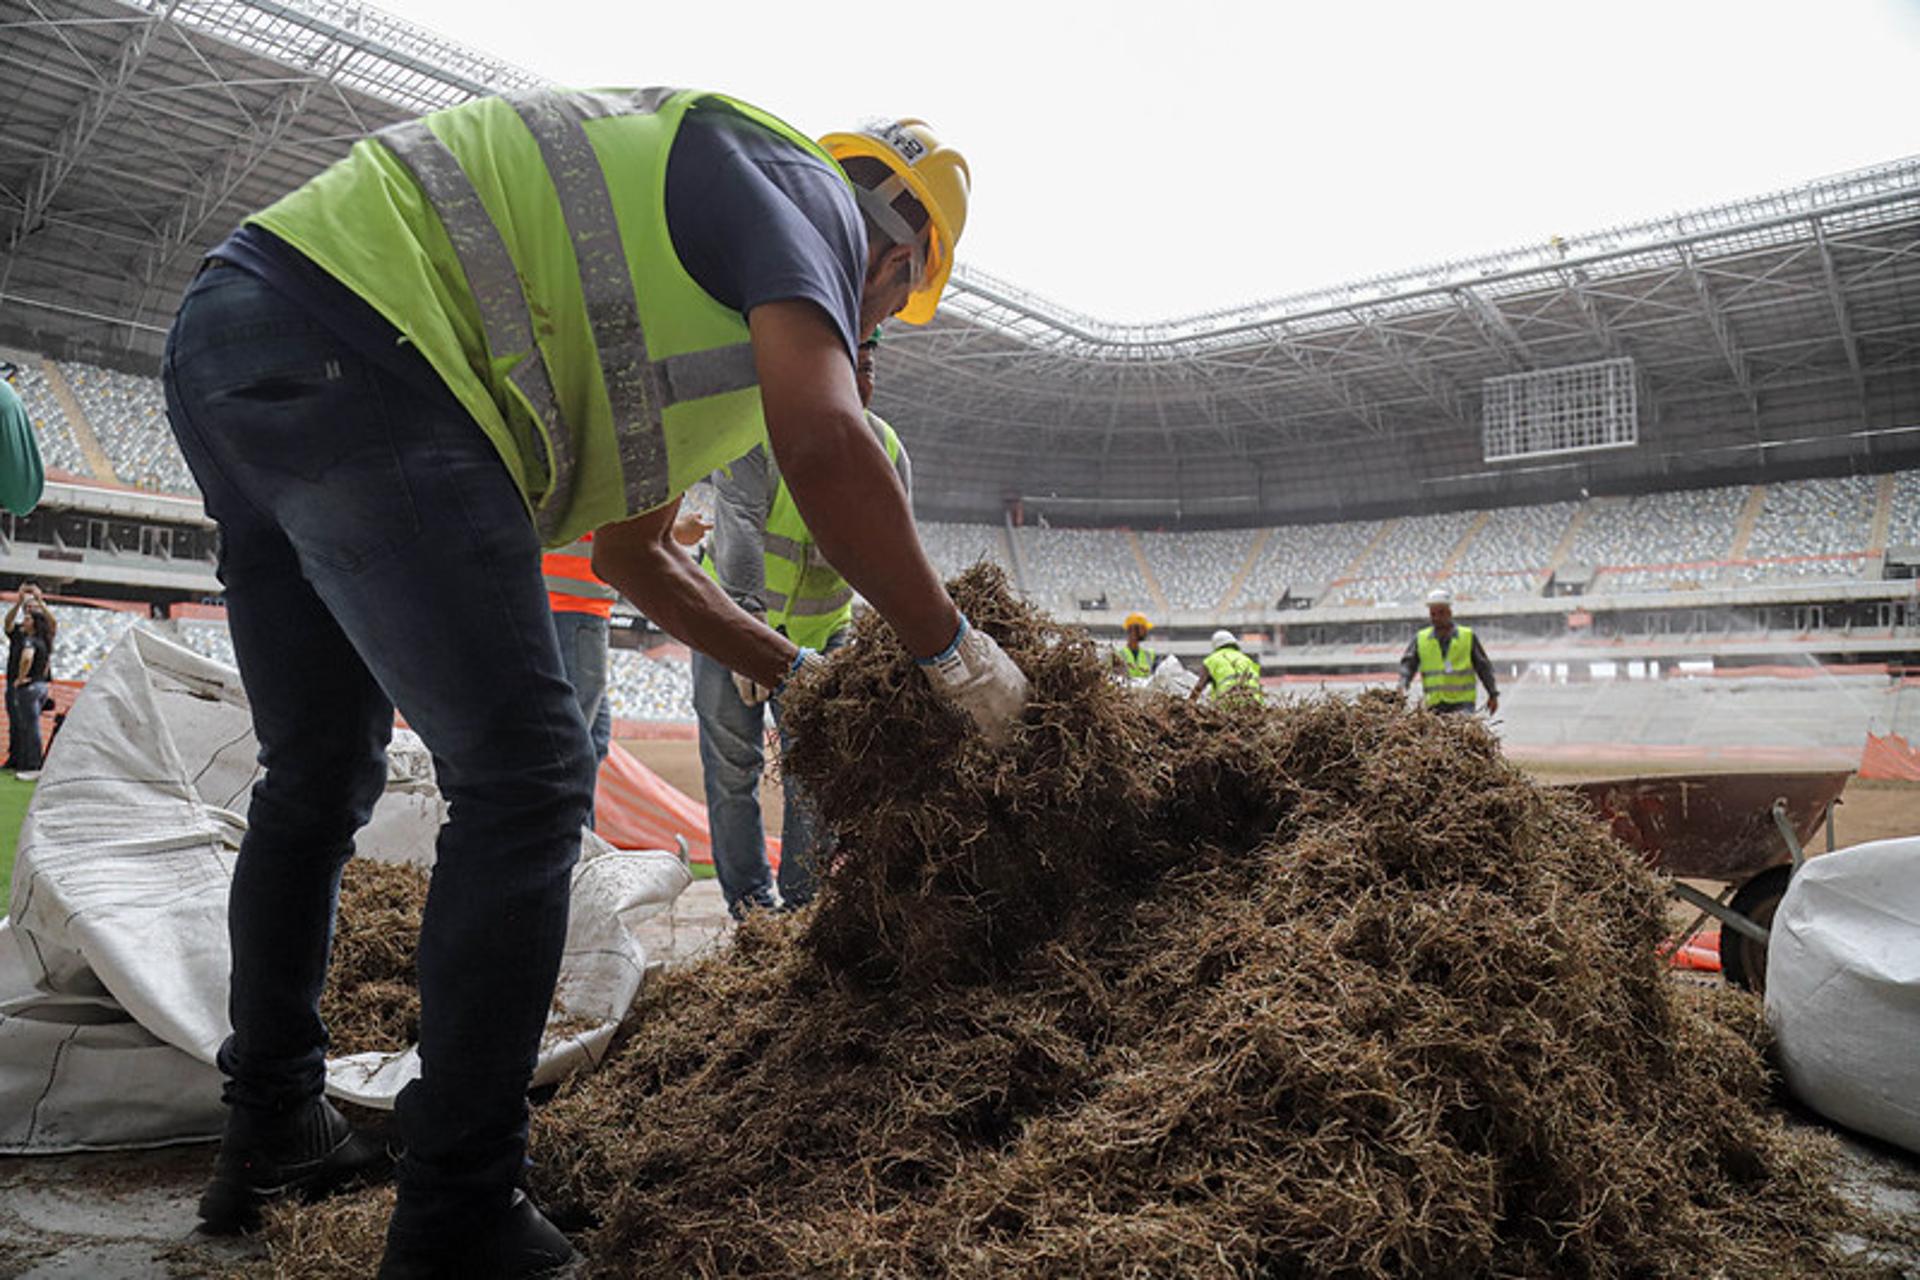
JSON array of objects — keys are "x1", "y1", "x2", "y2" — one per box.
[{"x1": 4, "y1": 0, "x2": 1919, "y2": 524}]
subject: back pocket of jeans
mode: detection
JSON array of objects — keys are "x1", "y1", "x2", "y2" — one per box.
[{"x1": 196, "y1": 352, "x2": 421, "y2": 573}]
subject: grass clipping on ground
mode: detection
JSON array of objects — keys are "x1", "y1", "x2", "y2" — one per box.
[
  {"x1": 517, "y1": 565, "x2": 1876, "y2": 1278},
  {"x1": 322, "y1": 859, "x2": 429, "y2": 1057}
]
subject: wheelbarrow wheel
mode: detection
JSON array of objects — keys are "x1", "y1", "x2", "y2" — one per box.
[{"x1": 1721, "y1": 865, "x2": 1792, "y2": 994}]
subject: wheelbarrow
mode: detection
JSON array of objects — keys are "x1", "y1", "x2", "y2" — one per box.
[{"x1": 1555, "y1": 770, "x2": 1850, "y2": 993}]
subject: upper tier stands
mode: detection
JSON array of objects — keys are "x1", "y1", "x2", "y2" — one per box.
[
  {"x1": 7, "y1": 350, "x2": 1915, "y2": 613},
  {"x1": 5, "y1": 359, "x2": 93, "y2": 477},
  {"x1": 1343, "y1": 510, "x2": 1481, "y2": 605},
  {"x1": 59, "y1": 362, "x2": 196, "y2": 494},
  {"x1": 1014, "y1": 526, "x2": 1146, "y2": 610},
  {"x1": 1730, "y1": 475, "x2": 1877, "y2": 586},
  {"x1": 1237, "y1": 519, "x2": 1383, "y2": 608},
  {"x1": 1138, "y1": 529, "x2": 1256, "y2": 611},
  {"x1": 1568, "y1": 486, "x2": 1748, "y2": 593},
  {"x1": 918, "y1": 522, "x2": 1012, "y2": 580},
  {"x1": 1892, "y1": 470, "x2": 1920, "y2": 550},
  {"x1": 1445, "y1": 502, "x2": 1578, "y2": 601}
]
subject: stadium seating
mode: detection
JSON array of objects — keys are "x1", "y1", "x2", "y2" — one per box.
[
  {"x1": 1569, "y1": 486, "x2": 1747, "y2": 592},
  {"x1": 1138, "y1": 529, "x2": 1256, "y2": 611},
  {"x1": 1343, "y1": 510, "x2": 1481, "y2": 604},
  {"x1": 39, "y1": 604, "x2": 144, "y2": 680},
  {"x1": 917, "y1": 521, "x2": 1013, "y2": 580},
  {"x1": 1445, "y1": 502, "x2": 1577, "y2": 600},
  {"x1": 6, "y1": 361, "x2": 94, "y2": 478},
  {"x1": 1013, "y1": 526, "x2": 1146, "y2": 611},
  {"x1": 170, "y1": 617, "x2": 239, "y2": 669},
  {"x1": 1729, "y1": 476, "x2": 1876, "y2": 585},
  {"x1": 1891, "y1": 469, "x2": 1920, "y2": 550},
  {"x1": 58, "y1": 360, "x2": 197, "y2": 494},
  {"x1": 1236, "y1": 519, "x2": 1381, "y2": 608},
  {"x1": 605, "y1": 648, "x2": 694, "y2": 722}
]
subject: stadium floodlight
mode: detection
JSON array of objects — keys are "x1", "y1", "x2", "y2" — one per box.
[{"x1": 1482, "y1": 358, "x2": 1639, "y2": 463}]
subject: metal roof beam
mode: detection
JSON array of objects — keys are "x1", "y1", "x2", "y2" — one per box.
[
  {"x1": 1678, "y1": 246, "x2": 1756, "y2": 410},
  {"x1": 1268, "y1": 331, "x2": 1385, "y2": 436},
  {"x1": 2, "y1": 1, "x2": 177, "y2": 259},
  {"x1": 122, "y1": 75, "x2": 320, "y2": 324},
  {"x1": 1362, "y1": 318, "x2": 1468, "y2": 424},
  {"x1": 1810, "y1": 217, "x2": 1867, "y2": 408},
  {"x1": 1452, "y1": 286, "x2": 1532, "y2": 372}
]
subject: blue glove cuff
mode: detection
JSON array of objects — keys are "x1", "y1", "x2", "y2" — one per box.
[
  {"x1": 772, "y1": 647, "x2": 817, "y2": 698},
  {"x1": 915, "y1": 613, "x2": 970, "y2": 667}
]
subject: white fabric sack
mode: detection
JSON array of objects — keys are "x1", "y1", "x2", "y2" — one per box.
[
  {"x1": 0, "y1": 627, "x2": 687, "y2": 1153},
  {"x1": 1148, "y1": 655, "x2": 1199, "y2": 697},
  {"x1": 1766, "y1": 835, "x2": 1920, "y2": 1155}
]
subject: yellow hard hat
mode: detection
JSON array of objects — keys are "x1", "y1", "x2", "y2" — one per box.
[
  {"x1": 820, "y1": 118, "x2": 969, "y2": 326},
  {"x1": 1124, "y1": 612, "x2": 1152, "y2": 631}
]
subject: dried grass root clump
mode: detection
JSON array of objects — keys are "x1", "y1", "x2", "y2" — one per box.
[
  {"x1": 519, "y1": 565, "x2": 1881, "y2": 1279},
  {"x1": 321, "y1": 858, "x2": 430, "y2": 1057}
]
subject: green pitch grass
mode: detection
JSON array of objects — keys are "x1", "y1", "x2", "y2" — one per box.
[{"x1": 0, "y1": 772, "x2": 34, "y2": 902}]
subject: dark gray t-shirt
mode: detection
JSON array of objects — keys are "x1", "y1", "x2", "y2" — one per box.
[{"x1": 210, "y1": 98, "x2": 866, "y2": 399}]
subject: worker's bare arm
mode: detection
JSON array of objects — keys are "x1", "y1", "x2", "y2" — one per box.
[
  {"x1": 592, "y1": 498, "x2": 797, "y2": 689},
  {"x1": 748, "y1": 300, "x2": 960, "y2": 660}
]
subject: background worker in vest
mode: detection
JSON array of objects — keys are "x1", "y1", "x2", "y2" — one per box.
[
  {"x1": 1190, "y1": 629, "x2": 1264, "y2": 704},
  {"x1": 162, "y1": 89, "x2": 1026, "y2": 1277},
  {"x1": 543, "y1": 534, "x2": 619, "y2": 776},
  {"x1": 1398, "y1": 587, "x2": 1500, "y2": 715},
  {"x1": 1110, "y1": 612, "x2": 1157, "y2": 680},
  {"x1": 695, "y1": 329, "x2": 903, "y2": 916}
]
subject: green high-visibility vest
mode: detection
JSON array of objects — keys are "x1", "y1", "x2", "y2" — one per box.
[
  {"x1": 1119, "y1": 643, "x2": 1157, "y2": 679},
  {"x1": 761, "y1": 412, "x2": 904, "y2": 649},
  {"x1": 1203, "y1": 645, "x2": 1263, "y2": 703},
  {"x1": 1416, "y1": 625, "x2": 1478, "y2": 707},
  {"x1": 251, "y1": 88, "x2": 840, "y2": 547}
]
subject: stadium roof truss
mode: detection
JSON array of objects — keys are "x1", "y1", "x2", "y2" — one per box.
[{"x1": 3, "y1": 0, "x2": 1919, "y2": 523}]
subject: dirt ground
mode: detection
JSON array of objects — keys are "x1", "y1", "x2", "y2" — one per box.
[{"x1": 0, "y1": 745, "x2": 1912, "y2": 1277}]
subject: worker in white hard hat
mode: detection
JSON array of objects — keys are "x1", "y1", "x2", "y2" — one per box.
[
  {"x1": 1111, "y1": 611, "x2": 1158, "y2": 680},
  {"x1": 1399, "y1": 587, "x2": 1499, "y2": 715},
  {"x1": 1190, "y1": 629, "x2": 1264, "y2": 705},
  {"x1": 163, "y1": 87, "x2": 1024, "y2": 1274}
]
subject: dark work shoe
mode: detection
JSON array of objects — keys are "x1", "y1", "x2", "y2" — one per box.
[
  {"x1": 376, "y1": 1189, "x2": 580, "y2": 1279},
  {"x1": 197, "y1": 1096, "x2": 392, "y2": 1234}
]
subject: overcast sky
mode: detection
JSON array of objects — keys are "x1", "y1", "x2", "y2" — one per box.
[{"x1": 375, "y1": 0, "x2": 1920, "y2": 322}]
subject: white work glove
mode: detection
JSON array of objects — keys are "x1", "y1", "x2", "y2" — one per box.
[
  {"x1": 916, "y1": 614, "x2": 1029, "y2": 746},
  {"x1": 737, "y1": 647, "x2": 823, "y2": 707},
  {"x1": 732, "y1": 671, "x2": 772, "y2": 706}
]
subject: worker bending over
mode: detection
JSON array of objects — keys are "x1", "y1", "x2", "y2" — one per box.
[
  {"x1": 1190, "y1": 629, "x2": 1263, "y2": 704},
  {"x1": 163, "y1": 88, "x2": 1026, "y2": 1278},
  {"x1": 1398, "y1": 587, "x2": 1499, "y2": 715}
]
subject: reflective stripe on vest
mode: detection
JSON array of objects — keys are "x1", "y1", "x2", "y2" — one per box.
[
  {"x1": 255, "y1": 87, "x2": 841, "y2": 547},
  {"x1": 1416, "y1": 625, "x2": 1477, "y2": 706},
  {"x1": 1204, "y1": 646, "x2": 1262, "y2": 702},
  {"x1": 1120, "y1": 644, "x2": 1156, "y2": 679},
  {"x1": 543, "y1": 535, "x2": 618, "y2": 613},
  {"x1": 760, "y1": 412, "x2": 904, "y2": 649},
  {"x1": 374, "y1": 91, "x2": 761, "y2": 543}
]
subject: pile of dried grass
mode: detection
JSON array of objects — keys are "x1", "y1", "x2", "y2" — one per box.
[
  {"x1": 517, "y1": 565, "x2": 1884, "y2": 1278},
  {"x1": 322, "y1": 859, "x2": 429, "y2": 1057}
]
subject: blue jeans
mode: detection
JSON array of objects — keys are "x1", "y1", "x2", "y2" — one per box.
[
  {"x1": 8, "y1": 680, "x2": 48, "y2": 769},
  {"x1": 691, "y1": 635, "x2": 837, "y2": 915},
  {"x1": 551, "y1": 610, "x2": 612, "y2": 829},
  {"x1": 162, "y1": 266, "x2": 597, "y2": 1222}
]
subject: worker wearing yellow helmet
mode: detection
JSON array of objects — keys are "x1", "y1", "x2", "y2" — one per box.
[
  {"x1": 161, "y1": 85, "x2": 1018, "y2": 1275},
  {"x1": 1111, "y1": 612, "x2": 1158, "y2": 680},
  {"x1": 819, "y1": 119, "x2": 970, "y2": 326}
]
